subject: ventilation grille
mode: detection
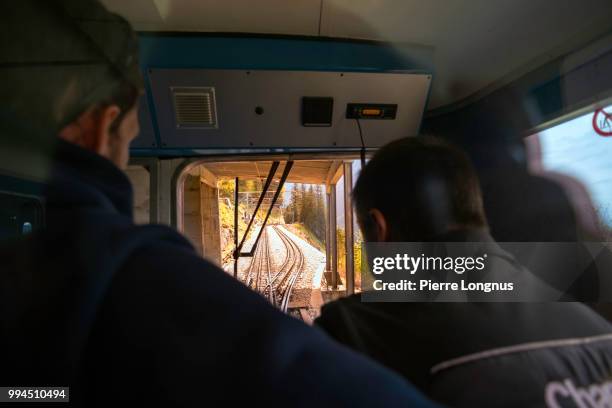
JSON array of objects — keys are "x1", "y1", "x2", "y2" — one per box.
[{"x1": 171, "y1": 87, "x2": 218, "y2": 128}]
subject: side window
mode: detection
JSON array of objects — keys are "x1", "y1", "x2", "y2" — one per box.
[
  {"x1": 0, "y1": 191, "x2": 43, "y2": 240},
  {"x1": 525, "y1": 103, "x2": 612, "y2": 238}
]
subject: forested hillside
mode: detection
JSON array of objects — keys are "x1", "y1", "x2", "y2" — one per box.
[
  {"x1": 218, "y1": 179, "x2": 283, "y2": 265},
  {"x1": 283, "y1": 184, "x2": 326, "y2": 244}
]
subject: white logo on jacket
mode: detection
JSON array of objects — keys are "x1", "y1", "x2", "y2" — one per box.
[{"x1": 545, "y1": 378, "x2": 612, "y2": 408}]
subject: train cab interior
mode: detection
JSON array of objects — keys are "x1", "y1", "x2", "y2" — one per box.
[
  {"x1": 0, "y1": 0, "x2": 612, "y2": 407},
  {"x1": 1, "y1": 1, "x2": 612, "y2": 405},
  {"x1": 2, "y1": 0, "x2": 612, "y2": 318}
]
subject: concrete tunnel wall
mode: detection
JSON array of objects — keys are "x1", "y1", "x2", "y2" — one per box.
[
  {"x1": 125, "y1": 165, "x2": 150, "y2": 225},
  {"x1": 183, "y1": 171, "x2": 222, "y2": 266}
]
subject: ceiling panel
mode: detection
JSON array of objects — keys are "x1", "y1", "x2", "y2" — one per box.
[
  {"x1": 101, "y1": 0, "x2": 612, "y2": 109},
  {"x1": 100, "y1": 0, "x2": 164, "y2": 24},
  {"x1": 148, "y1": 69, "x2": 431, "y2": 149},
  {"x1": 320, "y1": 0, "x2": 612, "y2": 107},
  {"x1": 102, "y1": 0, "x2": 321, "y2": 35}
]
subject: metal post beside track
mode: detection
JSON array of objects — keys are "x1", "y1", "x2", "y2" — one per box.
[
  {"x1": 343, "y1": 162, "x2": 354, "y2": 295},
  {"x1": 233, "y1": 177, "x2": 239, "y2": 279},
  {"x1": 330, "y1": 186, "x2": 337, "y2": 289}
]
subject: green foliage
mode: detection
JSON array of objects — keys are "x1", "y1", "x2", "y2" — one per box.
[
  {"x1": 354, "y1": 241, "x2": 362, "y2": 291},
  {"x1": 281, "y1": 176, "x2": 366, "y2": 291},
  {"x1": 217, "y1": 178, "x2": 284, "y2": 264},
  {"x1": 218, "y1": 179, "x2": 235, "y2": 200},
  {"x1": 219, "y1": 196, "x2": 248, "y2": 264},
  {"x1": 335, "y1": 227, "x2": 363, "y2": 290},
  {"x1": 283, "y1": 183, "x2": 326, "y2": 244},
  {"x1": 336, "y1": 228, "x2": 346, "y2": 282}
]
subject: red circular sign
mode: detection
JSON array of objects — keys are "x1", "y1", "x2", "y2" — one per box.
[{"x1": 593, "y1": 108, "x2": 612, "y2": 137}]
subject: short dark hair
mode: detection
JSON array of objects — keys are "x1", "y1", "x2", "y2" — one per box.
[
  {"x1": 353, "y1": 136, "x2": 487, "y2": 241},
  {"x1": 96, "y1": 79, "x2": 141, "y2": 134}
]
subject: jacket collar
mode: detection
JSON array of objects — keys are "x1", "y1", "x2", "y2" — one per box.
[
  {"x1": 46, "y1": 139, "x2": 134, "y2": 218},
  {"x1": 431, "y1": 228, "x2": 495, "y2": 243},
  {"x1": 430, "y1": 228, "x2": 517, "y2": 263}
]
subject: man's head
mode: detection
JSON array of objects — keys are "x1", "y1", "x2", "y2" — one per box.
[
  {"x1": 353, "y1": 137, "x2": 487, "y2": 242},
  {"x1": 58, "y1": 77, "x2": 141, "y2": 169},
  {"x1": 2, "y1": 0, "x2": 143, "y2": 169}
]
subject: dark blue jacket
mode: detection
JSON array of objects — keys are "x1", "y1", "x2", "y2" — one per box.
[
  {"x1": 316, "y1": 231, "x2": 612, "y2": 407},
  {"x1": 0, "y1": 140, "x2": 438, "y2": 407}
]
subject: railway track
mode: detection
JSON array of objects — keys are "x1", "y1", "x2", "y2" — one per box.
[
  {"x1": 244, "y1": 229, "x2": 275, "y2": 304},
  {"x1": 271, "y1": 225, "x2": 305, "y2": 313},
  {"x1": 243, "y1": 225, "x2": 305, "y2": 313}
]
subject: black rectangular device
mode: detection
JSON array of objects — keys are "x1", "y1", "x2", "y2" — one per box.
[
  {"x1": 346, "y1": 103, "x2": 397, "y2": 119},
  {"x1": 301, "y1": 97, "x2": 334, "y2": 127}
]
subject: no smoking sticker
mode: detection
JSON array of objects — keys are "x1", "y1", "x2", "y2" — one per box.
[{"x1": 593, "y1": 108, "x2": 612, "y2": 137}]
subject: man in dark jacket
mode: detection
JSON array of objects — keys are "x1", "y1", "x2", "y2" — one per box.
[
  {"x1": 316, "y1": 137, "x2": 612, "y2": 407},
  {"x1": 0, "y1": 1, "x2": 438, "y2": 406}
]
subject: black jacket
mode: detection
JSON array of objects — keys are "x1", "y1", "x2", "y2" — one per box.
[
  {"x1": 316, "y1": 231, "x2": 612, "y2": 407},
  {"x1": 0, "y1": 140, "x2": 437, "y2": 407}
]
